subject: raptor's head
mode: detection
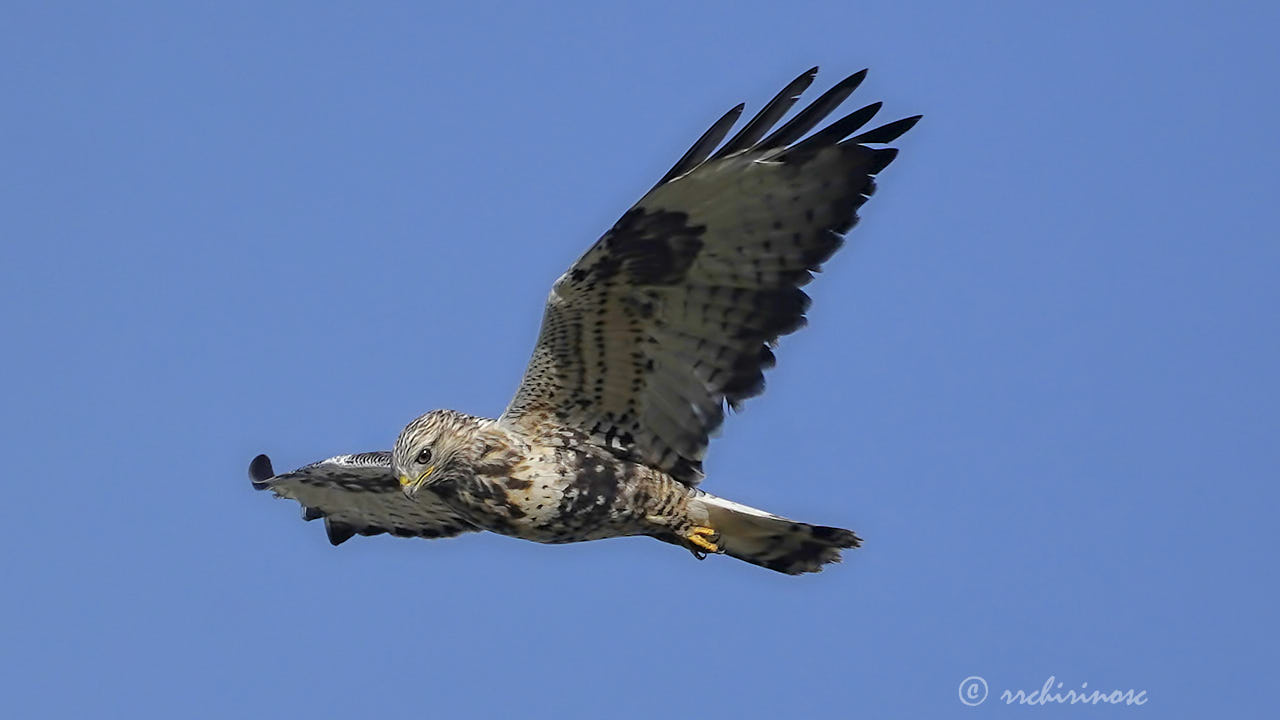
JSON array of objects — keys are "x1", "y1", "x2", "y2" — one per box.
[{"x1": 392, "y1": 409, "x2": 481, "y2": 498}]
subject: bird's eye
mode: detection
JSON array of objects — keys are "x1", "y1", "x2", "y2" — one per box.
[{"x1": 416, "y1": 448, "x2": 433, "y2": 465}]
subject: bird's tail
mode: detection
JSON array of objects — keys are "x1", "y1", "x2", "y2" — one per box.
[{"x1": 690, "y1": 492, "x2": 861, "y2": 574}]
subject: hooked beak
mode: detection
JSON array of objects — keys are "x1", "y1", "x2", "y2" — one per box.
[{"x1": 399, "y1": 466, "x2": 435, "y2": 498}]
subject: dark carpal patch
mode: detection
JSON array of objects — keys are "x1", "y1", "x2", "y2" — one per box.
[{"x1": 596, "y1": 208, "x2": 706, "y2": 285}]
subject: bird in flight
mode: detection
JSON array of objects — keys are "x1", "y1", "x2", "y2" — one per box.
[{"x1": 251, "y1": 67, "x2": 919, "y2": 574}]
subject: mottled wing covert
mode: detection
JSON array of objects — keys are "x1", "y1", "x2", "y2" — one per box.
[
  {"x1": 249, "y1": 452, "x2": 477, "y2": 544},
  {"x1": 500, "y1": 68, "x2": 919, "y2": 484}
]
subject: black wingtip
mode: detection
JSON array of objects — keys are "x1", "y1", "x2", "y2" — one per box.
[
  {"x1": 655, "y1": 102, "x2": 746, "y2": 187},
  {"x1": 324, "y1": 518, "x2": 357, "y2": 546},
  {"x1": 784, "y1": 101, "x2": 884, "y2": 158},
  {"x1": 867, "y1": 147, "x2": 899, "y2": 174},
  {"x1": 851, "y1": 114, "x2": 922, "y2": 144},
  {"x1": 710, "y1": 68, "x2": 823, "y2": 161},
  {"x1": 249, "y1": 454, "x2": 275, "y2": 489},
  {"x1": 758, "y1": 69, "x2": 870, "y2": 151},
  {"x1": 833, "y1": 69, "x2": 869, "y2": 96}
]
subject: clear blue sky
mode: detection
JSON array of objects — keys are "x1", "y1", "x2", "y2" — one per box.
[{"x1": 3, "y1": 1, "x2": 1276, "y2": 717}]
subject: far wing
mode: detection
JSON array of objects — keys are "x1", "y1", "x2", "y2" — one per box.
[
  {"x1": 249, "y1": 452, "x2": 477, "y2": 545},
  {"x1": 500, "y1": 68, "x2": 919, "y2": 484}
]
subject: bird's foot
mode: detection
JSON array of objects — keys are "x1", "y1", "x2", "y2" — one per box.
[{"x1": 685, "y1": 525, "x2": 721, "y2": 560}]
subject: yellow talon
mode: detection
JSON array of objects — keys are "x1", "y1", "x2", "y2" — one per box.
[{"x1": 687, "y1": 526, "x2": 720, "y2": 553}]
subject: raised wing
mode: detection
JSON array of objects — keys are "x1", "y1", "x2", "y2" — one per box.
[
  {"x1": 500, "y1": 68, "x2": 919, "y2": 484},
  {"x1": 249, "y1": 452, "x2": 477, "y2": 544}
]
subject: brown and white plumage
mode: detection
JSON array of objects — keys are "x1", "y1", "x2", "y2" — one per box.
[
  {"x1": 249, "y1": 453, "x2": 477, "y2": 545},
  {"x1": 500, "y1": 68, "x2": 917, "y2": 483},
  {"x1": 251, "y1": 67, "x2": 919, "y2": 573}
]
